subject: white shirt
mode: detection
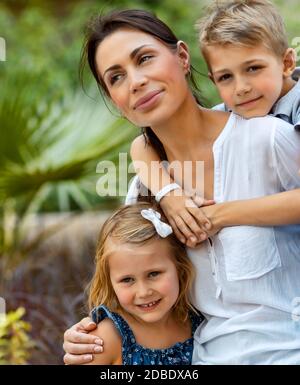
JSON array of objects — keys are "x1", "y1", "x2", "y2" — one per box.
[{"x1": 126, "y1": 113, "x2": 300, "y2": 364}]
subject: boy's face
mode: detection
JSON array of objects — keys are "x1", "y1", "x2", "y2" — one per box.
[{"x1": 206, "y1": 43, "x2": 287, "y2": 118}]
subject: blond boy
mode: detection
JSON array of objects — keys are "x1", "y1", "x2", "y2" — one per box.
[{"x1": 197, "y1": 0, "x2": 300, "y2": 130}]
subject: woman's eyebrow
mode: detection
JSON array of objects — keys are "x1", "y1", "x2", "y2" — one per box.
[
  {"x1": 130, "y1": 44, "x2": 152, "y2": 60},
  {"x1": 103, "y1": 44, "x2": 153, "y2": 78}
]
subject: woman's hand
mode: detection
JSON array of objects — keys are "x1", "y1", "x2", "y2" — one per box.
[
  {"x1": 63, "y1": 317, "x2": 103, "y2": 365},
  {"x1": 159, "y1": 188, "x2": 215, "y2": 247}
]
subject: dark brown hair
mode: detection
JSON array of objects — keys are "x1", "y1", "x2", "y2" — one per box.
[{"x1": 80, "y1": 9, "x2": 202, "y2": 163}]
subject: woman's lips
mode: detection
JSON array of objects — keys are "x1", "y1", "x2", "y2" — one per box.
[{"x1": 133, "y1": 90, "x2": 163, "y2": 111}]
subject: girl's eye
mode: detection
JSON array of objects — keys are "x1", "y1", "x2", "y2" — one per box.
[
  {"x1": 217, "y1": 73, "x2": 232, "y2": 82},
  {"x1": 121, "y1": 277, "x2": 133, "y2": 283},
  {"x1": 139, "y1": 55, "x2": 153, "y2": 64},
  {"x1": 149, "y1": 271, "x2": 160, "y2": 278}
]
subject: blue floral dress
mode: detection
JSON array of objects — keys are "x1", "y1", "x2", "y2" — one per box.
[{"x1": 91, "y1": 305, "x2": 203, "y2": 365}]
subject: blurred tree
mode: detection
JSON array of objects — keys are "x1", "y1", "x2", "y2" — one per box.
[{"x1": 0, "y1": 70, "x2": 136, "y2": 271}]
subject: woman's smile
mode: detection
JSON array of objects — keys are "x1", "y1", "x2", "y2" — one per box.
[{"x1": 133, "y1": 90, "x2": 164, "y2": 111}]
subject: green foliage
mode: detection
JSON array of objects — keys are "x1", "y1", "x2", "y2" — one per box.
[
  {"x1": 0, "y1": 70, "x2": 136, "y2": 264},
  {"x1": 0, "y1": 307, "x2": 34, "y2": 364}
]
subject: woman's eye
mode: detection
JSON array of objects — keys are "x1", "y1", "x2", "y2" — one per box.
[
  {"x1": 110, "y1": 73, "x2": 123, "y2": 85},
  {"x1": 139, "y1": 55, "x2": 153, "y2": 64},
  {"x1": 218, "y1": 73, "x2": 232, "y2": 82}
]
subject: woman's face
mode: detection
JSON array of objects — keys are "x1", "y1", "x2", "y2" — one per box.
[{"x1": 96, "y1": 28, "x2": 190, "y2": 128}]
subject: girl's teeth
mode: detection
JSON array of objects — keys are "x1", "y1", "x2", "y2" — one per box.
[{"x1": 140, "y1": 300, "x2": 158, "y2": 308}]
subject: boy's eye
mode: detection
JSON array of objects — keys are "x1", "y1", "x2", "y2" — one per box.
[
  {"x1": 247, "y1": 66, "x2": 262, "y2": 73},
  {"x1": 149, "y1": 271, "x2": 160, "y2": 278},
  {"x1": 217, "y1": 73, "x2": 232, "y2": 82}
]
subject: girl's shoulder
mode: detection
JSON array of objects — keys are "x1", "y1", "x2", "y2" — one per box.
[
  {"x1": 91, "y1": 317, "x2": 122, "y2": 343},
  {"x1": 87, "y1": 306, "x2": 122, "y2": 365}
]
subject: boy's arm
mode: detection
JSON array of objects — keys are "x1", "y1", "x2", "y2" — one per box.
[
  {"x1": 203, "y1": 190, "x2": 300, "y2": 234},
  {"x1": 203, "y1": 121, "x2": 300, "y2": 233},
  {"x1": 83, "y1": 318, "x2": 122, "y2": 365},
  {"x1": 130, "y1": 135, "x2": 214, "y2": 247}
]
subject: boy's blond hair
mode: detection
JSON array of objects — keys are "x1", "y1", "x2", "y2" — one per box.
[
  {"x1": 197, "y1": 0, "x2": 289, "y2": 62},
  {"x1": 87, "y1": 202, "x2": 197, "y2": 324}
]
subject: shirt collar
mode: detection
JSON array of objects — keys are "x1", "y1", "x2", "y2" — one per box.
[{"x1": 271, "y1": 79, "x2": 300, "y2": 117}]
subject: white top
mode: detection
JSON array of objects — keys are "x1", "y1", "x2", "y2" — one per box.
[{"x1": 126, "y1": 113, "x2": 300, "y2": 364}]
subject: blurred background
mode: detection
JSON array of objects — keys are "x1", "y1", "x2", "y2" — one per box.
[{"x1": 0, "y1": 0, "x2": 299, "y2": 364}]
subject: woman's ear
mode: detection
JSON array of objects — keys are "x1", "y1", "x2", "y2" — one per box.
[
  {"x1": 283, "y1": 48, "x2": 296, "y2": 78},
  {"x1": 176, "y1": 40, "x2": 190, "y2": 75}
]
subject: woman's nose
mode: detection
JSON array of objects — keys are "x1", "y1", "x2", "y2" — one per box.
[{"x1": 129, "y1": 71, "x2": 148, "y2": 93}]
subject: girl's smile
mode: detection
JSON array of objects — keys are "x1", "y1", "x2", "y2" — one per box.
[{"x1": 107, "y1": 238, "x2": 180, "y2": 325}]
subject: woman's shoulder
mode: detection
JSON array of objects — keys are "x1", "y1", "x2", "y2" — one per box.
[{"x1": 86, "y1": 317, "x2": 122, "y2": 365}]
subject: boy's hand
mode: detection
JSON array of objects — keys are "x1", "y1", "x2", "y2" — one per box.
[
  {"x1": 201, "y1": 204, "x2": 224, "y2": 238},
  {"x1": 159, "y1": 189, "x2": 215, "y2": 247},
  {"x1": 63, "y1": 317, "x2": 103, "y2": 365}
]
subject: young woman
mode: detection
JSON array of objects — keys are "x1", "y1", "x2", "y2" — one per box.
[{"x1": 63, "y1": 10, "x2": 300, "y2": 364}]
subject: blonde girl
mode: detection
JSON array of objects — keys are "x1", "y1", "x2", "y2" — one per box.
[{"x1": 85, "y1": 202, "x2": 202, "y2": 365}]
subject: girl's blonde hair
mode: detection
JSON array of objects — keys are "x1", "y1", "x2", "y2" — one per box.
[
  {"x1": 196, "y1": 0, "x2": 289, "y2": 62},
  {"x1": 88, "y1": 202, "x2": 196, "y2": 323}
]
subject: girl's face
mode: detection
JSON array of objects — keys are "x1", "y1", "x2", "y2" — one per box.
[
  {"x1": 96, "y1": 28, "x2": 190, "y2": 128},
  {"x1": 108, "y1": 238, "x2": 180, "y2": 325}
]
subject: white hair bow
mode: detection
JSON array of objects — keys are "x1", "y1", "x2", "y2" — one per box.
[{"x1": 141, "y1": 208, "x2": 173, "y2": 238}]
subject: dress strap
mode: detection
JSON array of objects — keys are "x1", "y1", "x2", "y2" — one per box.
[{"x1": 90, "y1": 305, "x2": 136, "y2": 344}]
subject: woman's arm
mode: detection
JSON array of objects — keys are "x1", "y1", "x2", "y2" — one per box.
[
  {"x1": 130, "y1": 135, "x2": 214, "y2": 247},
  {"x1": 63, "y1": 317, "x2": 102, "y2": 365}
]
